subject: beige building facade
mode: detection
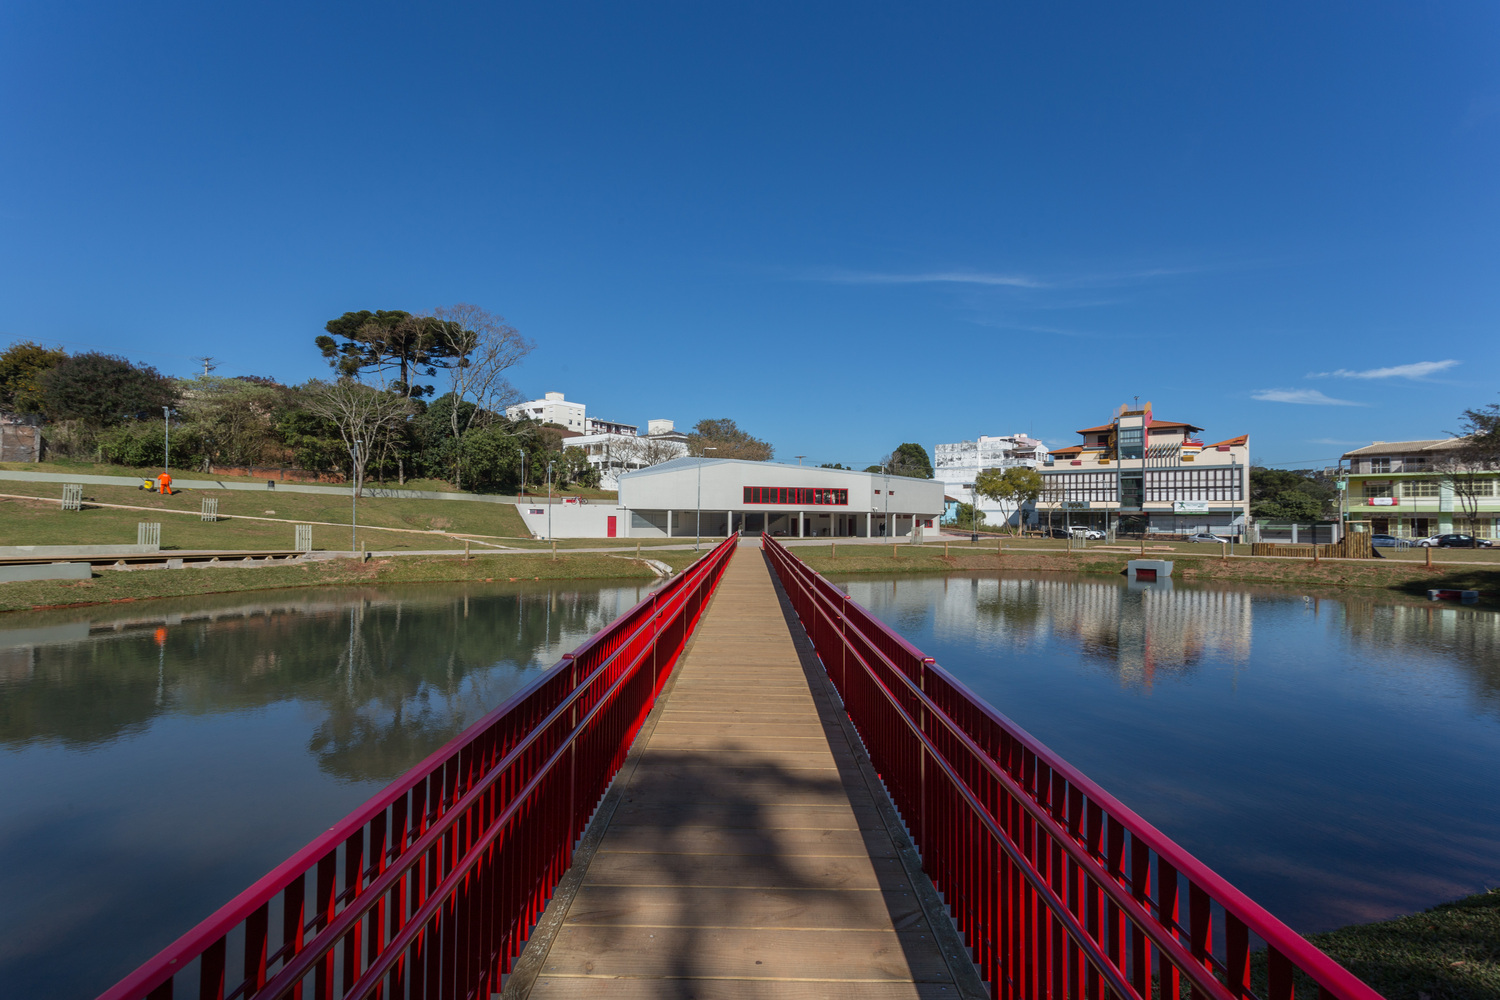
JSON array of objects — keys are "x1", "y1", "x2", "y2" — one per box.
[{"x1": 1039, "y1": 402, "x2": 1251, "y2": 536}]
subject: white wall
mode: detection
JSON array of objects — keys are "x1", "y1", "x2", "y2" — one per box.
[{"x1": 515, "y1": 502, "x2": 625, "y2": 539}]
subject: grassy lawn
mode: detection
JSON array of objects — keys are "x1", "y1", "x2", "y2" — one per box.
[
  {"x1": 0, "y1": 482, "x2": 531, "y2": 546},
  {"x1": 0, "y1": 459, "x2": 618, "y2": 500},
  {"x1": 787, "y1": 539, "x2": 1500, "y2": 605},
  {"x1": 1289, "y1": 889, "x2": 1500, "y2": 1000},
  {"x1": 0, "y1": 548, "x2": 702, "y2": 613}
]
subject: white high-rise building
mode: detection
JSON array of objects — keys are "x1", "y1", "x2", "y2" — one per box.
[
  {"x1": 505, "y1": 391, "x2": 587, "y2": 432},
  {"x1": 933, "y1": 434, "x2": 1050, "y2": 529}
]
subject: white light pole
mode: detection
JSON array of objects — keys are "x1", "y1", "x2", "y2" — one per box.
[
  {"x1": 546, "y1": 461, "x2": 554, "y2": 540},
  {"x1": 349, "y1": 440, "x2": 361, "y2": 552},
  {"x1": 696, "y1": 447, "x2": 716, "y2": 551},
  {"x1": 162, "y1": 407, "x2": 171, "y2": 475}
]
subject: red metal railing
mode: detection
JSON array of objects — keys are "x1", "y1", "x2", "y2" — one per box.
[
  {"x1": 762, "y1": 536, "x2": 1383, "y2": 1000},
  {"x1": 99, "y1": 534, "x2": 738, "y2": 1000}
]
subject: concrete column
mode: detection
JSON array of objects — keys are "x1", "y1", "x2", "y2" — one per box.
[
  {"x1": 862, "y1": 513, "x2": 870, "y2": 537},
  {"x1": 798, "y1": 512, "x2": 805, "y2": 537},
  {"x1": 666, "y1": 509, "x2": 673, "y2": 537},
  {"x1": 727, "y1": 511, "x2": 734, "y2": 535}
]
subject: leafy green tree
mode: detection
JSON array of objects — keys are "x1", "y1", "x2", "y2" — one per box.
[
  {"x1": 974, "y1": 466, "x2": 1043, "y2": 534},
  {"x1": 0, "y1": 341, "x2": 66, "y2": 414},
  {"x1": 949, "y1": 502, "x2": 985, "y2": 530},
  {"x1": 176, "y1": 375, "x2": 283, "y2": 470},
  {"x1": 274, "y1": 407, "x2": 347, "y2": 472},
  {"x1": 459, "y1": 424, "x2": 525, "y2": 491},
  {"x1": 819, "y1": 462, "x2": 850, "y2": 470},
  {"x1": 1253, "y1": 490, "x2": 1323, "y2": 522},
  {"x1": 886, "y1": 442, "x2": 933, "y2": 478},
  {"x1": 40, "y1": 352, "x2": 178, "y2": 427},
  {"x1": 316, "y1": 310, "x2": 458, "y2": 399},
  {"x1": 687, "y1": 418, "x2": 772, "y2": 460}
]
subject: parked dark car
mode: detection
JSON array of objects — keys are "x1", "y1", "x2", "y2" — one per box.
[
  {"x1": 1047, "y1": 527, "x2": 1072, "y2": 539},
  {"x1": 1433, "y1": 533, "x2": 1493, "y2": 548}
]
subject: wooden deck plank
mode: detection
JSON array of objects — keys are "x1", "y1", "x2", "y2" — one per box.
[
  {"x1": 521, "y1": 542, "x2": 964, "y2": 998},
  {"x1": 561, "y1": 884, "x2": 925, "y2": 929},
  {"x1": 538, "y1": 926, "x2": 951, "y2": 981}
]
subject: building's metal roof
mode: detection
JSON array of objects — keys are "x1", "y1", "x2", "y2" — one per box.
[
  {"x1": 1340, "y1": 438, "x2": 1461, "y2": 458},
  {"x1": 619, "y1": 456, "x2": 936, "y2": 483}
]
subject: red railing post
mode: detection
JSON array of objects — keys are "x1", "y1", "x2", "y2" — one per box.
[
  {"x1": 97, "y1": 538, "x2": 740, "y2": 1000},
  {"x1": 754, "y1": 537, "x2": 1384, "y2": 1000}
]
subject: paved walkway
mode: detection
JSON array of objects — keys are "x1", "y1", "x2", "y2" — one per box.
[{"x1": 520, "y1": 542, "x2": 974, "y2": 998}]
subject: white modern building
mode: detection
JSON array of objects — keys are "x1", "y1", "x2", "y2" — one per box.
[
  {"x1": 605, "y1": 458, "x2": 945, "y2": 540},
  {"x1": 569, "y1": 420, "x2": 691, "y2": 490},
  {"x1": 506, "y1": 391, "x2": 587, "y2": 432},
  {"x1": 934, "y1": 433, "x2": 1050, "y2": 529}
]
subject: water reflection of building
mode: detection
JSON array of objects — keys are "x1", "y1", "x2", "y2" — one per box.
[{"x1": 858, "y1": 575, "x2": 1253, "y2": 690}]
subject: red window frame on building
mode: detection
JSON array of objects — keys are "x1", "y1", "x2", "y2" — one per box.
[{"x1": 743, "y1": 487, "x2": 849, "y2": 505}]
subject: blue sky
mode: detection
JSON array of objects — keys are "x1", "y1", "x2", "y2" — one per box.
[{"x1": 1, "y1": 2, "x2": 1496, "y2": 470}]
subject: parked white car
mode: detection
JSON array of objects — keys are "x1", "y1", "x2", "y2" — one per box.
[
  {"x1": 1070, "y1": 528, "x2": 1106, "y2": 540},
  {"x1": 1414, "y1": 535, "x2": 1444, "y2": 548}
]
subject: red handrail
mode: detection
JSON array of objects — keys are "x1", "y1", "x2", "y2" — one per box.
[
  {"x1": 98, "y1": 534, "x2": 739, "y2": 1000},
  {"x1": 762, "y1": 536, "x2": 1384, "y2": 1000}
]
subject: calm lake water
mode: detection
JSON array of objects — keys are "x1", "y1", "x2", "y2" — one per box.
[
  {"x1": 839, "y1": 572, "x2": 1500, "y2": 935},
  {"x1": 0, "y1": 580, "x2": 655, "y2": 1000}
]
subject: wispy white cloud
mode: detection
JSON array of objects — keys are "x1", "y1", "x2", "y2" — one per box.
[
  {"x1": 807, "y1": 268, "x2": 1046, "y2": 288},
  {"x1": 800, "y1": 261, "x2": 1253, "y2": 291},
  {"x1": 1308, "y1": 359, "x2": 1460, "y2": 380},
  {"x1": 1252, "y1": 389, "x2": 1367, "y2": 406}
]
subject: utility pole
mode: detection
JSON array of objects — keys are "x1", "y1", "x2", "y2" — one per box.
[
  {"x1": 696, "y1": 447, "x2": 717, "y2": 551},
  {"x1": 795, "y1": 455, "x2": 805, "y2": 466},
  {"x1": 547, "y1": 461, "x2": 554, "y2": 541},
  {"x1": 163, "y1": 407, "x2": 171, "y2": 476},
  {"x1": 349, "y1": 440, "x2": 361, "y2": 552}
]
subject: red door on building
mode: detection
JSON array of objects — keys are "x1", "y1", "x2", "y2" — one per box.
[{"x1": 607, "y1": 515, "x2": 617, "y2": 538}]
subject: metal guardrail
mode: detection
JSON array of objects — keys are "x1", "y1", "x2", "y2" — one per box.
[
  {"x1": 761, "y1": 535, "x2": 1383, "y2": 1000},
  {"x1": 97, "y1": 534, "x2": 738, "y2": 1000}
]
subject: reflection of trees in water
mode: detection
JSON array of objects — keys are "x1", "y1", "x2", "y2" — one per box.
[
  {"x1": 0, "y1": 583, "x2": 638, "y2": 781},
  {"x1": 1336, "y1": 600, "x2": 1500, "y2": 717}
]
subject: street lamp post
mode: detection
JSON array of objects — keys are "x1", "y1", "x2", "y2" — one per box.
[
  {"x1": 546, "y1": 461, "x2": 554, "y2": 540},
  {"x1": 162, "y1": 407, "x2": 171, "y2": 476},
  {"x1": 696, "y1": 447, "x2": 717, "y2": 551},
  {"x1": 349, "y1": 440, "x2": 361, "y2": 552}
]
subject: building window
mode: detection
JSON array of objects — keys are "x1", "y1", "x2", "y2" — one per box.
[
  {"x1": 1403, "y1": 479, "x2": 1439, "y2": 498},
  {"x1": 1363, "y1": 482, "x2": 1392, "y2": 498},
  {"x1": 1368, "y1": 458, "x2": 1391, "y2": 473},
  {"x1": 1144, "y1": 468, "x2": 1244, "y2": 503},
  {"x1": 1043, "y1": 471, "x2": 1119, "y2": 503},
  {"x1": 1119, "y1": 426, "x2": 1144, "y2": 460},
  {"x1": 742, "y1": 487, "x2": 849, "y2": 506}
]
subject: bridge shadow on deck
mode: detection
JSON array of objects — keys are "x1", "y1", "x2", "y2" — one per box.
[{"x1": 514, "y1": 542, "x2": 984, "y2": 999}]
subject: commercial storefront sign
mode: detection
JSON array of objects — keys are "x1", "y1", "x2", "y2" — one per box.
[
  {"x1": 1062, "y1": 501, "x2": 1091, "y2": 510},
  {"x1": 1172, "y1": 501, "x2": 1210, "y2": 513},
  {"x1": 1366, "y1": 497, "x2": 1399, "y2": 506}
]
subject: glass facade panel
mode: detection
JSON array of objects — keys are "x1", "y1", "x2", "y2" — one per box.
[{"x1": 742, "y1": 487, "x2": 849, "y2": 505}]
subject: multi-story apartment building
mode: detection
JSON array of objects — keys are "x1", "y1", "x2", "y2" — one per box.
[
  {"x1": 571, "y1": 419, "x2": 690, "y2": 490},
  {"x1": 505, "y1": 391, "x2": 587, "y2": 432},
  {"x1": 1040, "y1": 402, "x2": 1250, "y2": 536},
  {"x1": 933, "y1": 433, "x2": 1049, "y2": 528},
  {"x1": 1339, "y1": 439, "x2": 1499, "y2": 539}
]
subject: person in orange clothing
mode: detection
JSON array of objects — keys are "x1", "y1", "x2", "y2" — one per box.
[{"x1": 156, "y1": 472, "x2": 173, "y2": 496}]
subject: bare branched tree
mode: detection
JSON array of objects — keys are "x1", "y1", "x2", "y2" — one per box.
[
  {"x1": 303, "y1": 379, "x2": 415, "y2": 495},
  {"x1": 427, "y1": 303, "x2": 533, "y2": 489}
]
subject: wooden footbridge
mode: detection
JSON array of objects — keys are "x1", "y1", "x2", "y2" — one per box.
[{"x1": 99, "y1": 537, "x2": 1382, "y2": 1000}]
